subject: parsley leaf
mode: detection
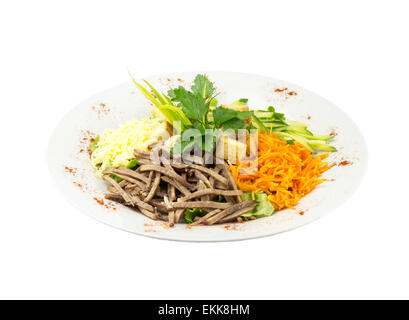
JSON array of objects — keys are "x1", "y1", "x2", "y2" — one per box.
[
  {"x1": 213, "y1": 107, "x2": 251, "y2": 129},
  {"x1": 209, "y1": 98, "x2": 218, "y2": 107},
  {"x1": 191, "y1": 74, "x2": 215, "y2": 99},
  {"x1": 221, "y1": 118, "x2": 249, "y2": 130},
  {"x1": 213, "y1": 107, "x2": 239, "y2": 127},
  {"x1": 168, "y1": 86, "x2": 208, "y2": 122}
]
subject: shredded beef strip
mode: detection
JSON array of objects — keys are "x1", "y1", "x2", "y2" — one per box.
[
  {"x1": 145, "y1": 171, "x2": 154, "y2": 191},
  {"x1": 180, "y1": 189, "x2": 242, "y2": 202},
  {"x1": 133, "y1": 158, "x2": 153, "y2": 165},
  {"x1": 213, "y1": 181, "x2": 229, "y2": 190},
  {"x1": 187, "y1": 164, "x2": 228, "y2": 185},
  {"x1": 102, "y1": 175, "x2": 134, "y2": 205},
  {"x1": 129, "y1": 192, "x2": 155, "y2": 211},
  {"x1": 168, "y1": 211, "x2": 175, "y2": 225},
  {"x1": 218, "y1": 206, "x2": 255, "y2": 223},
  {"x1": 125, "y1": 180, "x2": 146, "y2": 191},
  {"x1": 193, "y1": 170, "x2": 212, "y2": 189},
  {"x1": 149, "y1": 199, "x2": 170, "y2": 213},
  {"x1": 107, "y1": 186, "x2": 119, "y2": 195},
  {"x1": 187, "y1": 176, "x2": 199, "y2": 183},
  {"x1": 139, "y1": 164, "x2": 195, "y2": 190},
  {"x1": 105, "y1": 193, "x2": 125, "y2": 203},
  {"x1": 190, "y1": 209, "x2": 221, "y2": 226},
  {"x1": 164, "y1": 163, "x2": 176, "y2": 173},
  {"x1": 208, "y1": 166, "x2": 222, "y2": 188},
  {"x1": 104, "y1": 167, "x2": 148, "y2": 183},
  {"x1": 160, "y1": 176, "x2": 191, "y2": 196},
  {"x1": 128, "y1": 188, "x2": 146, "y2": 200},
  {"x1": 144, "y1": 172, "x2": 161, "y2": 202},
  {"x1": 203, "y1": 200, "x2": 258, "y2": 225},
  {"x1": 168, "y1": 201, "x2": 231, "y2": 210},
  {"x1": 219, "y1": 162, "x2": 242, "y2": 203},
  {"x1": 106, "y1": 172, "x2": 146, "y2": 189},
  {"x1": 124, "y1": 183, "x2": 147, "y2": 197},
  {"x1": 167, "y1": 162, "x2": 189, "y2": 170},
  {"x1": 167, "y1": 184, "x2": 176, "y2": 225},
  {"x1": 138, "y1": 207, "x2": 158, "y2": 220},
  {"x1": 119, "y1": 180, "x2": 128, "y2": 188},
  {"x1": 197, "y1": 180, "x2": 209, "y2": 201},
  {"x1": 133, "y1": 150, "x2": 151, "y2": 159},
  {"x1": 174, "y1": 209, "x2": 185, "y2": 224},
  {"x1": 154, "y1": 189, "x2": 168, "y2": 198}
]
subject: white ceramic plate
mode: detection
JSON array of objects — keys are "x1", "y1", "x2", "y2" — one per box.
[{"x1": 47, "y1": 71, "x2": 367, "y2": 242}]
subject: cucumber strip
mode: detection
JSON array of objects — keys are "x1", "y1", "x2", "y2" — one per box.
[
  {"x1": 295, "y1": 133, "x2": 334, "y2": 141},
  {"x1": 308, "y1": 141, "x2": 337, "y2": 152},
  {"x1": 253, "y1": 111, "x2": 274, "y2": 118},
  {"x1": 251, "y1": 114, "x2": 268, "y2": 133},
  {"x1": 162, "y1": 94, "x2": 174, "y2": 106},
  {"x1": 143, "y1": 80, "x2": 167, "y2": 105},
  {"x1": 287, "y1": 127, "x2": 313, "y2": 136},
  {"x1": 280, "y1": 132, "x2": 316, "y2": 153},
  {"x1": 231, "y1": 98, "x2": 248, "y2": 106},
  {"x1": 270, "y1": 126, "x2": 288, "y2": 132},
  {"x1": 159, "y1": 104, "x2": 192, "y2": 127},
  {"x1": 287, "y1": 120, "x2": 308, "y2": 128},
  {"x1": 132, "y1": 81, "x2": 162, "y2": 109},
  {"x1": 263, "y1": 122, "x2": 289, "y2": 129},
  {"x1": 129, "y1": 74, "x2": 162, "y2": 109}
]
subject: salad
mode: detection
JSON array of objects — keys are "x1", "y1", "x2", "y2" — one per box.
[{"x1": 90, "y1": 74, "x2": 336, "y2": 226}]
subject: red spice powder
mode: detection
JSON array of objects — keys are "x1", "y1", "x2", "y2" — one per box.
[
  {"x1": 329, "y1": 130, "x2": 338, "y2": 136},
  {"x1": 65, "y1": 166, "x2": 77, "y2": 175},
  {"x1": 307, "y1": 115, "x2": 311, "y2": 120},
  {"x1": 224, "y1": 224, "x2": 240, "y2": 231},
  {"x1": 299, "y1": 211, "x2": 305, "y2": 216},
  {"x1": 177, "y1": 78, "x2": 183, "y2": 82},
  {"x1": 93, "y1": 196, "x2": 117, "y2": 210},
  {"x1": 91, "y1": 103, "x2": 110, "y2": 118},
  {"x1": 79, "y1": 148, "x2": 93, "y2": 159},
  {"x1": 80, "y1": 130, "x2": 95, "y2": 141},
  {"x1": 64, "y1": 166, "x2": 86, "y2": 190},
  {"x1": 338, "y1": 160, "x2": 352, "y2": 166},
  {"x1": 274, "y1": 88, "x2": 297, "y2": 99},
  {"x1": 94, "y1": 197, "x2": 104, "y2": 205},
  {"x1": 79, "y1": 130, "x2": 96, "y2": 159}
]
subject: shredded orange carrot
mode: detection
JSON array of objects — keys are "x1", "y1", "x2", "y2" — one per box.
[{"x1": 229, "y1": 133, "x2": 335, "y2": 210}]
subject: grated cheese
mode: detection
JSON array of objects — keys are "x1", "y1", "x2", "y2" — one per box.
[{"x1": 91, "y1": 118, "x2": 170, "y2": 177}]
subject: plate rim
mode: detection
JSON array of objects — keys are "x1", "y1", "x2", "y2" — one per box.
[{"x1": 47, "y1": 70, "x2": 369, "y2": 242}]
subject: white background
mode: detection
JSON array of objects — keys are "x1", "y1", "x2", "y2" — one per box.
[{"x1": 1, "y1": 0, "x2": 408, "y2": 300}]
